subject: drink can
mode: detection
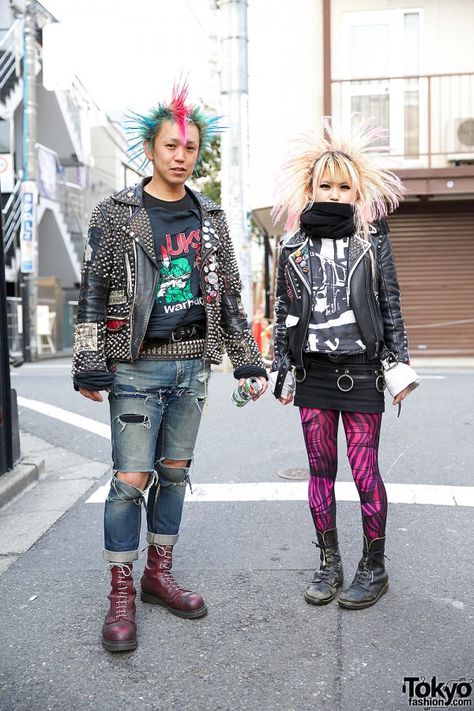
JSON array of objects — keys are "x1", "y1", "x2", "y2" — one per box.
[{"x1": 231, "y1": 376, "x2": 263, "y2": 407}]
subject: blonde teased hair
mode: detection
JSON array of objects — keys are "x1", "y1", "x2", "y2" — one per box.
[{"x1": 272, "y1": 116, "x2": 406, "y2": 237}]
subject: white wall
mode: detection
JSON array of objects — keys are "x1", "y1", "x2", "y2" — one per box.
[
  {"x1": 331, "y1": 0, "x2": 474, "y2": 77},
  {"x1": 248, "y1": 0, "x2": 324, "y2": 210}
]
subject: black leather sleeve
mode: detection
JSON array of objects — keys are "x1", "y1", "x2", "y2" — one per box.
[
  {"x1": 272, "y1": 246, "x2": 290, "y2": 372},
  {"x1": 376, "y1": 232, "x2": 409, "y2": 363},
  {"x1": 215, "y1": 211, "x2": 265, "y2": 369},
  {"x1": 72, "y1": 203, "x2": 115, "y2": 375}
]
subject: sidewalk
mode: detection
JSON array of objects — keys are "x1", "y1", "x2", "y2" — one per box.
[{"x1": 0, "y1": 432, "x2": 108, "y2": 576}]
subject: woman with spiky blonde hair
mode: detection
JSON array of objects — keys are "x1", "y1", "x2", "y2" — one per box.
[{"x1": 269, "y1": 116, "x2": 419, "y2": 610}]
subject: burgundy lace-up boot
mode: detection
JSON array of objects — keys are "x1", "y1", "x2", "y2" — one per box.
[
  {"x1": 141, "y1": 545, "x2": 207, "y2": 619},
  {"x1": 102, "y1": 563, "x2": 137, "y2": 652}
]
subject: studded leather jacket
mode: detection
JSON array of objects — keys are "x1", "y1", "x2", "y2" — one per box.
[
  {"x1": 72, "y1": 180, "x2": 264, "y2": 379},
  {"x1": 272, "y1": 225, "x2": 409, "y2": 382}
]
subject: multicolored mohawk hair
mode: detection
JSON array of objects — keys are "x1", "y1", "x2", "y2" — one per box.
[
  {"x1": 124, "y1": 80, "x2": 222, "y2": 170},
  {"x1": 272, "y1": 115, "x2": 406, "y2": 236}
]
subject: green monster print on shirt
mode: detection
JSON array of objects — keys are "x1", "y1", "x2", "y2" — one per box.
[{"x1": 157, "y1": 256, "x2": 193, "y2": 304}]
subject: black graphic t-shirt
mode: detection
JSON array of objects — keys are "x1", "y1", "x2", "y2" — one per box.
[
  {"x1": 305, "y1": 236, "x2": 365, "y2": 354},
  {"x1": 143, "y1": 189, "x2": 206, "y2": 339}
]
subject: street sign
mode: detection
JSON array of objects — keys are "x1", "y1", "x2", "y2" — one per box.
[{"x1": 19, "y1": 181, "x2": 37, "y2": 274}]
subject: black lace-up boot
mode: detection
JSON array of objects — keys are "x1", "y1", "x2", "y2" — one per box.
[
  {"x1": 304, "y1": 528, "x2": 344, "y2": 605},
  {"x1": 338, "y1": 535, "x2": 388, "y2": 609}
]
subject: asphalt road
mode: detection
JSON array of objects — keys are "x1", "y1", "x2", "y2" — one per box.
[{"x1": 0, "y1": 359, "x2": 473, "y2": 710}]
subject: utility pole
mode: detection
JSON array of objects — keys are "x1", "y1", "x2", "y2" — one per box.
[
  {"x1": 218, "y1": 0, "x2": 253, "y2": 318},
  {"x1": 0, "y1": 188, "x2": 15, "y2": 474},
  {"x1": 20, "y1": 0, "x2": 38, "y2": 362}
]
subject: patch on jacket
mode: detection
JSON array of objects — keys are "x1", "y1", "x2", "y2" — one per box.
[
  {"x1": 74, "y1": 323, "x2": 98, "y2": 352},
  {"x1": 108, "y1": 290, "x2": 127, "y2": 306}
]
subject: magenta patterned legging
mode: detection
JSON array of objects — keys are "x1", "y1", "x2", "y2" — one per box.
[{"x1": 300, "y1": 408, "x2": 387, "y2": 541}]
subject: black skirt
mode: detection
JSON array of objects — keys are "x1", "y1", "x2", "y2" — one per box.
[{"x1": 294, "y1": 352, "x2": 385, "y2": 413}]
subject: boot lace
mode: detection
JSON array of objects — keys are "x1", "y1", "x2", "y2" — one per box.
[
  {"x1": 156, "y1": 545, "x2": 182, "y2": 595},
  {"x1": 353, "y1": 551, "x2": 389, "y2": 586},
  {"x1": 108, "y1": 563, "x2": 132, "y2": 617},
  {"x1": 312, "y1": 541, "x2": 340, "y2": 582}
]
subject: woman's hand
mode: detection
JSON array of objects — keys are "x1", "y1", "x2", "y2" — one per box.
[
  {"x1": 392, "y1": 382, "x2": 417, "y2": 406},
  {"x1": 278, "y1": 394, "x2": 294, "y2": 405}
]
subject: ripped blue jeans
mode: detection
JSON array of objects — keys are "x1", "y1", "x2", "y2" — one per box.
[{"x1": 103, "y1": 358, "x2": 210, "y2": 563}]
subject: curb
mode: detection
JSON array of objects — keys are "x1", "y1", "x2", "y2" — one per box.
[{"x1": 0, "y1": 456, "x2": 45, "y2": 509}]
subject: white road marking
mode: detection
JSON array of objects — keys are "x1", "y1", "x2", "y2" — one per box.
[
  {"x1": 15, "y1": 363, "x2": 73, "y2": 369},
  {"x1": 17, "y1": 396, "x2": 110, "y2": 439},
  {"x1": 85, "y1": 480, "x2": 474, "y2": 507}
]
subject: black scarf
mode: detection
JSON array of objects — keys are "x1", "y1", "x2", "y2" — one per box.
[{"x1": 300, "y1": 202, "x2": 355, "y2": 239}]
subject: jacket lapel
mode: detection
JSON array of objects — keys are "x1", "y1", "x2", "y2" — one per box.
[
  {"x1": 347, "y1": 235, "x2": 371, "y2": 297},
  {"x1": 287, "y1": 236, "x2": 311, "y2": 294},
  {"x1": 128, "y1": 207, "x2": 158, "y2": 267}
]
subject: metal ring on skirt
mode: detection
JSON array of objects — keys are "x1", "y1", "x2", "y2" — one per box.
[
  {"x1": 376, "y1": 374, "x2": 386, "y2": 392},
  {"x1": 336, "y1": 370, "x2": 354, "y2": 392},
  {"x1": 295, "y1": 367, "x2": 307, "y2": 383}
]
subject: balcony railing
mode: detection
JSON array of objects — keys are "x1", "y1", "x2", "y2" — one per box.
[{"x1": 331, "y1": 72, "x2": 474, "y2": 169}]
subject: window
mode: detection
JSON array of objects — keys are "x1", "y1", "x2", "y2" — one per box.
[{"x1": 341, "y1": 9, "x2": 422, "y2": 162}]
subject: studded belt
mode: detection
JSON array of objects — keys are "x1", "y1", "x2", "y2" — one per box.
[{"x1": 140, "y1": 338, "x2": 206, "y2": 360}]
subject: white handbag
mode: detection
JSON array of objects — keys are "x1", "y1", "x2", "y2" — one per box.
[{"x1": 381, "y1": 357, "x2": 420, "y2": 398}]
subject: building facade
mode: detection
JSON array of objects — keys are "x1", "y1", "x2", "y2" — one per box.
[
  {"x1": 248, "y1": 0, "x2": 474, "y2": 357},
  {"x1": 1, "y1": 0, "x2": 139, "y2": 358}
]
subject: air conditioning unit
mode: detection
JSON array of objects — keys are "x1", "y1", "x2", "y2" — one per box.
[{"x1": 448, "y1": 118, "x2": 474, "y2": 161}]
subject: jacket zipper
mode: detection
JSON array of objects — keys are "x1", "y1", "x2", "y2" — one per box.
[
  {"x1": 124, "y1": 252, "x2": 132, "y2": 299},
  {"x1": 128, "y1": 241, "x2": 137, "y2": 359},
  {"x1": 287, "y1": 245, "x2": 312, "y2": 367},
  {"x1": 285, "y1": 266, "x2": 301, "y2": 300},
  {"x1": 365, "y1": 258, "x2": 382, "y2": 357}
]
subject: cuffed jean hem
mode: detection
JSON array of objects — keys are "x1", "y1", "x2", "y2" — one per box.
[
  {"x1": 146, "y1": 531, "x2": 179, "y2": 546},
  {"x1": 103, "y1": 549, "x2": 139, "y2": 563}
]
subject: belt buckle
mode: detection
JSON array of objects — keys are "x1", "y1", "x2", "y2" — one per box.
[{"x1": 171, "y1": 325, "x2": 196, "y2": 342}]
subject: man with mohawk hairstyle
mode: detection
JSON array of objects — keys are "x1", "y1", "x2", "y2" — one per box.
[
  {"x1": 73, "y1": 83, "x2": 267, "y2": 652},
  {"x1": 270, "y1": 116, "x2": 419, "y2": 610}
]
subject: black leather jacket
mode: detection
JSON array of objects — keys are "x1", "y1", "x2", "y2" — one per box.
[
  {"x1": 73, "y1": 180, "x2": 264, "y2": 379},
  {"x1": 272, "y1": 225, "x2": 409, "y2": 387}
]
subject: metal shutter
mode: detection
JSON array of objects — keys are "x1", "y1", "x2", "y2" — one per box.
[{"x1": 387, "y1": 201, "x2": 474, "y2": 356}]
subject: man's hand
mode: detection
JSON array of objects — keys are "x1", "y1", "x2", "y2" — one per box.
[
  {"x1": 237, "y1": 376, "x2": 268, "y2": 400},
  {"x1": 79, "y1": 387, "x2": 103, "y2": 402}
]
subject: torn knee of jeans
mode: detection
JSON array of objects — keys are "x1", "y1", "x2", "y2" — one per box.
[
  {"x1": 107, "y1": 474, "x2": 145, "y2": 504},
  {"x1": 114, "y1": 413, "x2": 151, "y2": 434},
  {"x1": 156, "y1": 459, "x2": 191, "y2": 486}
]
